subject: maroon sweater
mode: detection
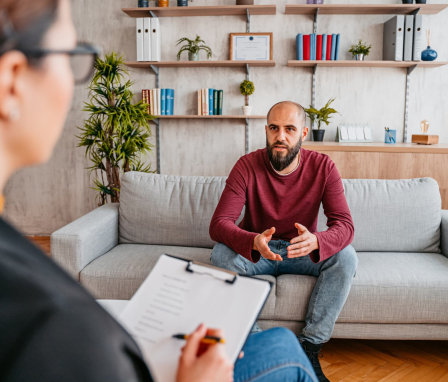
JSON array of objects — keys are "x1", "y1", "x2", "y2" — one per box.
[{"x1": 209, "y1": 148, "x2": 354, "y2": 263}]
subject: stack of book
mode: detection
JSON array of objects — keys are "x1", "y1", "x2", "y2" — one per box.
[
  {"x1": 142, "y1": 88, "x2": 175, "y2": 116},
  {"x1": 383, "y1": 15, "x2": 424, "y2": 61},
  {"x1": 197, "y1": 88, "x2": 223, "y2": 116},
  {"x1": 296, "y1": 33, "x2": 340, "y2": 61},
  {"x1": 136, "y1": 18, "x2": 161, "y2": 61}
]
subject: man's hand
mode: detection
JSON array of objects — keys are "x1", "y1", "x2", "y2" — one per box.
[
  {"x1": 287, "y1": 223, "x2": 319, "y2": 258},
  {"x1": 253, "y1": 227, "x2": 282, "y2": 261}
]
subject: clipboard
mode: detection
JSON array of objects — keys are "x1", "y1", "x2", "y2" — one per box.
[{"x1": 119, "y1": 254, "x2": 272, "y2": 382}]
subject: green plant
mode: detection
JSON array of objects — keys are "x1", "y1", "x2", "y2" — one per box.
[
  {"x1": 78, "y1": 52, "x2": 153, "y2": 205},
  {"x1": 176, "y1": 35, "x2": 212, "y2": 60},
  {"x1": 304, "y1": 98, "x2": 338, "y2": 130},
  {"x1": 348, "y1": 40, "x2": 372, "y2": 56},
  {"x1": 239, "y1": 80, "x2": 255, "y2": 106}
]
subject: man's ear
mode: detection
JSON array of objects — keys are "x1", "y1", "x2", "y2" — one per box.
[{"x1": 302, "y1": 126, "x2": 309, "y2": 140}]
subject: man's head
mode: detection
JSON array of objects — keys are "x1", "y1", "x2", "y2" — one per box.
[{"x1": 266, "y1": 101, "x2": 308, "y2": 172}]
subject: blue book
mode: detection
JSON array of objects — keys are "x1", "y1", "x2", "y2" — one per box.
[
  {"x1": 296, "y1": 34, "x2": 303, "y2": 60},
  {"x1": 321, "y1": 34, "x2": 327, "y2": 61},
  {"x1": 311, "y1": 33, "x2": 315, "y2": 60},
  {"x1": 331, "y1": 33, "x2": 337, "y2": 60},
  {"x1": 208, "y1": 89, "x2": 214, "y2": 115},
  {"x1": 335, "y1": 34, "x2": 340, "y2": 60},
  {"x1": 166, "y1": 89, "x2": 174, "y2": 115},
  {"x1": 160, "y1": 88, "x2": 166, "y2": 115}
]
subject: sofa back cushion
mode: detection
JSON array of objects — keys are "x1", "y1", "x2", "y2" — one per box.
[
  {"x1": 317, "y1": 178, "x2": 441, "y2": 252},
  {"x1": 119, "y1": 172, "x2": 226, "y2": 248}
]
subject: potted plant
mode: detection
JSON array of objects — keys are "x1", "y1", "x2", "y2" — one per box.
[
  {"x1": 239, "y1": 80, "x2": 255, "y2": 115},
  {"x1": 304, "y1": 98, "x2": 338, "y2": 141},
  {"x1": 78, "y1": 53, "x2": 153, "y2": 205},
  {"x1": 176, "y1": 35, "x2": 212, "y2": 61},
  {"x1": 236, "y1": 0, "x2": 254, "y2": 5},
  {"x1": 348, "y1": 40, "x2": 372, "y2": 61}
]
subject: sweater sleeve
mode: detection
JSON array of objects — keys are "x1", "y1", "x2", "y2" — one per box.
[
  {"x1": 310, "y1": 164, "x2": 354, "y2": 263},
  {"x1": 209, "y1": 161, "x2": 259, "y2": 262}
]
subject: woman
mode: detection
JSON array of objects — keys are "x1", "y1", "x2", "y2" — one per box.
[{"x1": 0, "y1": 1, "x2": 317, "y2": 381}]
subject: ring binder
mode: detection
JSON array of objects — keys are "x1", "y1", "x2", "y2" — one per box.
[{"x1": 186, "y1": 260, "x2": 237, "y2": 284}]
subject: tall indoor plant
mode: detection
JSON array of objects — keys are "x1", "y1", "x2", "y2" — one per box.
[
  {"x1": 304, "y1": 98, "x2": 338, "y2": 141},
  {"x1": 78, "y1": 53, "x2": 153, "y2": 205}
]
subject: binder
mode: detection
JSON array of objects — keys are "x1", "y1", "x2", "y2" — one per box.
[
  {"x1": 403, "y1": 15, "x2": 414, "y2": 61},
  {"x1": 160, "y1": 88, "x2": 166, "y2": 116},
  {"x1": 119, "y1": 254, "x2": 272, "y2": 382},
  {"x1": 150, "y1": 17, "x2": 161, "y2": 62},
  {"x1": 296, "y1": 33, "x2": 303, "y2": 60},
  {"x1": 136, "y1": 18, "x2": 144, "y2": 61},
  {"x1": 412, "y1": 14, "x2": 423, "y2": 61},
  {"x1": 321, "y1": 34, "x2": 327, "y2": 61},
  {"x1": 143, "y1": 18, "x2": 151, "y2": 61},
  {"x1": 383, "y1": 15, "x2": 404, "y2": 61},
  {"x1": 217, "y1": 90, "x2": 223, "y2": 115}
]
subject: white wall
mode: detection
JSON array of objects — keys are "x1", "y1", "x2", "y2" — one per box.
[{"x1": 4, "y1": 0, "x2": 448, "y2": 234}]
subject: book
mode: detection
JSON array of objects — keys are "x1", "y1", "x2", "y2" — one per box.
[
  {"x1": 150, "y1": 18, "x2": 161, "y2": 62},
  {"x1": 321, "y1": 34, "x2": 327, "y2": 61},
  {"x1": 331, "y1": 33, "x2": 336, "y2": 60},
  {"x1": 303, "y1": 34, "x2": 310, "y2": 60},
  {"x1": 149, "y1": 89, "x2": 155, "y2": 116},
  {"x1": 208, "y1": 89, "x2": 214, "y2": 115},
  {"x1": 213, "y1": 89, "x2": 218, "y2": 115},
  {"x1": 201, "y1": 89, "x2": 207, "y2": 116},
  {"x1": 311, "y1": 34, "x2": 316, "y2": 61},
  {"x1": 136, "y1": 18, "x2": 144, "y2": 61},
  {"x1": 217, "y1": 90, "x2": 223, "y2": 115},
  {"x1": 326, "y1": 34, "x2": 332, "y2": 60},
  {"x1": 403, "y1": 15, "x2": 414, "y2": 61},
  {"x1": 166, "y1": 89, "x2": 174, "y2": 115},
  {"x1": 143, "y1": 18, "x2": 151, "y2": 61},
  {"x1": 383, "y1": 15, "x2": 404, "y2": 61},
  {"x1": 316, "y1": 34, "x2": 322, "y2": 60},
  {"x1": 296, "y1": 34, "x2": 303, "y2": 60},
  {"x1": 160, "y1": 88, "x2": 166, "y2": 116},
  {"x1": 197, "y1": 90, "x2": 202, "y2": 115},
  {"x1": 335, "y1": 34, "x2": 340, "y2": 60},
  {"x1": 204, "y1": 88, "x2": 209, "y2": 116},
  {"x1": 412, "y1": 14, "x2": 423, "y2": 61}
]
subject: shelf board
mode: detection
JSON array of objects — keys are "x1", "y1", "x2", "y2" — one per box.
[
  {"x1": 126, "y1": 60, "x2": 276, "y2": 68},
  {"x1": 287, "y1": 60, "x2": 448, "y2": 68},
  {"x1": 122, "y1": 5, "x2": 276, "y2": 18},
  {"x1": 152, "y1": 115, "x2": 266, "y2": 119},
  {"x1": 284, "y1": 4, "x2": 448, "y2": 15}
]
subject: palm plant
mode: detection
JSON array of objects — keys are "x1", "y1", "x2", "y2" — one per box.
[
  {"x1": 78, "y1": 53, "x2": 153, "y2": 205},
  {"x1": 304, "y1": 98, "x2": 338, "y2": 130},
  {"x1": 176, "y1": 35, "x2": 212, "y2": 61}
]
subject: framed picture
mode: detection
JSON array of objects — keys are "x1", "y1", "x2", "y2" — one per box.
[{"x1": 229, "y1": 33, "x2": 273, "y2": 61}]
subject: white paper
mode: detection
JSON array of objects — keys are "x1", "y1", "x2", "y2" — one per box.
[
  {"x1": 355, "y1": 127, "x2": 365, "y2": 140},
  {"x1": 339, "y1": 126, "x2": 349, "y2": 140},
  {"x1": 119, "y1": 255, "x2": 271, "y2": 382},
  {"x1": 348, "y1": 127, "x2": 357, "y2": 141},
  {"x1": 233, "y1": 35, "x2": 270, "y2": 60}
]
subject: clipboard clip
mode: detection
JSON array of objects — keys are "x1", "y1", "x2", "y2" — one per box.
[{"x1": 186, "y1": 261, "x2": 237, "y2": 285}]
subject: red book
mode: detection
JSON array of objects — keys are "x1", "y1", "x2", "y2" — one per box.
[
  {"x1": 326, "y1": 34, "x2": 332, "y2": 60},
  {"x1": 316, "y1": 35, "x2": 322, "y2": 60},
  {"x1": 303, "y1": 34, "x2": 310, "y2": 60}
]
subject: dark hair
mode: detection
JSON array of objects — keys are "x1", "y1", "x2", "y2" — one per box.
[{"x1": 0, "y1": 0, "x2": 59, "y2": 63}]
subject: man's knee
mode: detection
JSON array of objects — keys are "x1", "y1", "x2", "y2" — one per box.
[
  {"x1": 210, "y1": 243, "x2": 246, "y2": 273},
  {"x1": 335, "y1": 245, "x2": 358, "y2": 277}
]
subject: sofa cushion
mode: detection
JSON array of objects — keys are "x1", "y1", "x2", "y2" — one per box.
[
  {"x1": 119, "y1": 172, "x2": 226, "y2": 247},
  {"x1": 272, "y1": 252, "x2": 448, "y2": 324},
  {"x1": 317, "y1": 178, "x2": 441, "y2": 252}
]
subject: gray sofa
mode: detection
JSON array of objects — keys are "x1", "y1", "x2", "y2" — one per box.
[{"x1": 52, "y1": 172, "x2": 448, "y2": 340}]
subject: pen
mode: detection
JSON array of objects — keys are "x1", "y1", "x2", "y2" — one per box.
[{"x1": 172, "y1": 333, "x2": 226, "y2": 344}]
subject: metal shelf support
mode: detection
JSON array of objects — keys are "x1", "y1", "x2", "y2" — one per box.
[
  {"x1": 311, "y1": 65, "x2": 317, "y2": 107},
  {"x1": 149, "y1": 65, "x2": 161, "y2": 173},
  {"x1": 313, "y1": 8, "x2": 319, "y2": 34},
  {"x1": 245, "y1": 118, "x2": 250, "y2": 154},
  {"x1": 403, "y1": 64, "x2": 417, "y2": 143},
  {"x1": 246, "y1": 9, "x2": 251, "y2": 33}
]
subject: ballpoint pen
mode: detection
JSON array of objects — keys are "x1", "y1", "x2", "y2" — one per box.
[{"x1": 172, "y1": 333, "x2": 226, "y2": 344}]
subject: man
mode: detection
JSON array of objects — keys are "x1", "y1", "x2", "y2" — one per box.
[{"x1": 209, "y1": 101, "x2": 358, "y2": 382}]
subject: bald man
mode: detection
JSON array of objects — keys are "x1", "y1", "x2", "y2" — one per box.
[{"x1": 209, "y1": 101, "x2": 358, "y2": 382}]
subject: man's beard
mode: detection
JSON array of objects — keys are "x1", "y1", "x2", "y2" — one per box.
[{"x1": 267, "y1": 136, "x2": 302, "y2": 172}]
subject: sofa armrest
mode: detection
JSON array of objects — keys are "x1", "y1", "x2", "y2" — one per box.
[
  {"x1": 51, "y1": 203, "x2": 119, "y2": 280},
  {"x1": 441, "y1": 210, "x2": 448, "y2": 258}
]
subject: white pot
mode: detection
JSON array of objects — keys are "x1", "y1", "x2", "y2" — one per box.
[{"x1": 242, "y1": 106, "x2": 252, "y2": 115}]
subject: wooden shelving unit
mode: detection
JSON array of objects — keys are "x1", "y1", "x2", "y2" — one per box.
[
  {"x1": 284, "y1": 4, "x2": 448, "y2": 16},
  {"x1": 126, "y1": 60, "x2": 275, "y2": 68},
  {"x1": 152, "y1": 115, "x2": 266, "y2": 119},
  {"x1": 122, "y1": 5, "x2": 276, "y2": 18},
  {"x1": 287, "y1": 60, "x2": 448, "y2": 69}
]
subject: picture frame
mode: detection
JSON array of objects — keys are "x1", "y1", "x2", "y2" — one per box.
[{"x1": 229, "y1": 33, "x2": 273, "y2": 61}]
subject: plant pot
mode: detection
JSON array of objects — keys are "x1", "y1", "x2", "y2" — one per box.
[
  {"x1": 157, "y1": 0, "x2": 169, "y2": 7},
  {"x1": 355, "y1": 53, "x2": 365, "y2": 61},
  {"x1": 402, "y1": 0, "x2": 413, "y2": 4},
  {"x1": 415, "y1": 0, "x2": 427, "y2": 3},
  {"x1": 188, "y1": 51, "x2": 199, "y2": 61},
  {"x1": 312, "y1": 129, "x2": 325, "y2": 141},
  {"x1": 138, "y1": 0, "x2": 149, "y2": 7},
  {"x1": 242, "y1": 106, "x2": 252, "y2": 116},
  {"x1": 236, "y1": 0, "x2": 254, "y2": 5},
  {"x1": 421, "y1": 46, "x2": 437, "y2": 61},
  {"x1": 177, "y1": 0, "x2": 188, "y2": 6}
]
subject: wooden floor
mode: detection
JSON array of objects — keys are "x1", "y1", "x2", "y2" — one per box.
[{"x1": 28, "y1": 236, "x2": 448, "y2": 382}]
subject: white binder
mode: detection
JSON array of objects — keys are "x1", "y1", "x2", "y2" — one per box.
[
  {"x1": 412, "y1": 14, "x2": 424, "y2": 61},
  {"x1": 143, "y1": 17, "x2": 151, "y2": 61},
  {"x1": 150, "y1": 17, "x2": 161, "y2": 62},
  {"x1": 136, "y1": 18, "x2": 144, "y2": 62},
  {"x1": 119, "y1": 254, "x2": 272, "y2": 382},
  {"x1": 403, "y1": 15, "x2": 414, "y2": 62},
  {"x1": 383, "y1": 15, "x2": 404, "y2": 61}
]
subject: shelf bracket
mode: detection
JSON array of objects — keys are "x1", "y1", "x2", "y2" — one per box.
[
  {"x1": 245, "y1": 118, "x2": 250, "y2": 155},
  {"x1": 311, "y1": 65, "x2": 317, "y2": 107},
  {"x1": 149, "y1": 10, "x2": 157, "y2": 18},
  {"x1": 246, "y1": 9, "x2": 251, "y2": 33},
  {"x1": 245, "y1": 64, "x2": 250, "y2": 82},
  {"x1": 150, "y1": 65, "x2": 160, "y2": 88},
  {"x1": 313, "y1": 8, "x2": 319, "y2": 35},
  {"x1": 410, "y1": 8, "x2": 421, "y2": 16},
  {"x1": 403, "y1": 65, "x2": 417, "y2": 143}
]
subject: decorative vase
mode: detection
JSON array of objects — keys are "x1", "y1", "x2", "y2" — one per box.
[
  {"x1": 157, "y1": 0, "x2": 169, "y2": 7},
  {"x1": 421, "y1": 46, "x2": 437, "y2": 61},
  {"x1": 177, "y1": 0, "x2": 188, "y2": 6},
  {"x1": 312, "y1": 130, "x2": 325, "y2": 142},
  {"x1": 188, "y1": 51, "x2": 199, "y2": 61},
  {"x1": 236, "y1": 0, "x2": 254, "y2": 5},
  {"x1": 242, "y1": 106, "x2": 252, "y2": 116},
  {"x1": 402, "y1": 0, "x2": 412, "y2": 4},
  {"x1": 355, "y1": 53, "x2": 365, "y2": 61},
  {"x1": 138, "y1": 0, "x2": 149, "y2": 7}
]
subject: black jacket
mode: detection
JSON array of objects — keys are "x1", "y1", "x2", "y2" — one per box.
[{"x1": 0, "y1": 217, "x2": 153, "y2": 381}]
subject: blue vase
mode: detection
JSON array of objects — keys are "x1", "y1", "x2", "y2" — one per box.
[{"x1": 421, "y1": 46, "x2": 437, "y2": 61}]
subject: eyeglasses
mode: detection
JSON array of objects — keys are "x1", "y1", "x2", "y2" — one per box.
[{"x1": 21, "y1": 42, "x2": 101, "y2": 84}]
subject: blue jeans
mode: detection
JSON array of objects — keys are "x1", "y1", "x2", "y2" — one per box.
[
  {"x1": 211, "y1": 240, "x2": 358, "y2": 344},
  {"x1": 235, "y1": 327, "x2": 318, "y2": 382}
]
